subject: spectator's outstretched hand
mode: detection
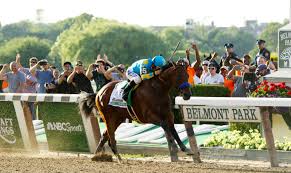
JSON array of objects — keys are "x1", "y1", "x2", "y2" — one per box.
[
  {"x1": 16, "y1": 53, "x2": 21, "y2": 61},
  {"x1": 3, "y1": 64, "x2": 9, "y2": 69},
  {"x1": 103, "y1": 54, "x2": 108, "y2": 62},
  {"x1": 191, "y1": 43, "x2": 197, "y2": 49},
  {"x1": 212, "y1": 52, "x2": 218, "y2": 59},
  {"x1": 186, "y1": 48, "x2": 190, "y2": 57},
  {"x1": 96, "y1": 54, "x2": 101, "y2": 60}
]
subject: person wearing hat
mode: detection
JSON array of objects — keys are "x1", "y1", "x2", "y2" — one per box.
[
  {"x1": 220, "y1": 43, "x2": 241, "y2": 69},
  {"x1": 254, "y1": 39, "x2": 270, "y2": 66},
  {"x1": 256, "y1": 55, "x2": 276, "y2": 71},
  {"x1": 86, "y1": 55, "x2": 112, "y2": 92},
  {"x1": 57, "y1": 61, "x2": 77, "y2": 94},
  {"x1": 256, "y1": 64, "x2": 270, "y2": 77},
  {"x1": 67, "y1": 60, "x2": 94, "y2": 93},
  {"x1": 203, "y1": 62, "x2": 224, "y2": 85},
  {"x1": 30, "y1": 59, "x2": 54, "y2": 93},
  {"x1": 200, "y1": 60, "x2": 210, "y2": 84}
]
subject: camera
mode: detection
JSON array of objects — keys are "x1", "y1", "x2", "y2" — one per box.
[
  {"x1": 93, "y1": 64, "x2": 99, "y2": 68},
  {"x1": 117, "y1": 67, "x2": 125, "y2": 73}
]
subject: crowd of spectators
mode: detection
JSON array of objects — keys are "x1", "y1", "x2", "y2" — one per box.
[
  {"x1": 0, "y1": 39, "x2": 277, "y2": 118},
  {"x1": 186, "y1": 39, "x2": 276, "y2": 97},
  {"x1": 0, "y1": 54, "x2": 127, "y2": 95},
  {"x1": 0, "y1": 39, "x2": 276, "y2": 97}
]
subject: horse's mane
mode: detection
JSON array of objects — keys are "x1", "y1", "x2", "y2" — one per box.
[{"x1": 161, "y1": 61, "x2": 175, "y2": 72}]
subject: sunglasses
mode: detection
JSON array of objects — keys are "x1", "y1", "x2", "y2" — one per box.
[
  {"x1": 30, "y1": 61, "x2": 37, "y2": 64},
  {"x1": 203, "y1": 64, "x2": 208, "y2": 66},
  {"x1": 208, "y1": 67, "x2": 216, "y2": 70}
]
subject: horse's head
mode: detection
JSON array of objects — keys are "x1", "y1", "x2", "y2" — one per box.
[{"x1": 160, "y1": 59, "x2": 191, "y2": 100}]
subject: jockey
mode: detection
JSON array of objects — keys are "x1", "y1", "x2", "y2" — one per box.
[{"x1": 122, "y1": 55, "x2": 167, "y2": 101}]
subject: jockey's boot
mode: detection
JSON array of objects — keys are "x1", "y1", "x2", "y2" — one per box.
[{"x1": 122, "y1": 81, "x2": 136, "y2": 101}]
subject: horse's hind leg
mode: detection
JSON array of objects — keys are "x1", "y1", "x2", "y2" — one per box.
[
  {"x1": 106, "y1": 115, "x2": 124, "y2": 163},
  {"x1": 95, "y1": 131, "x2": 109, "y2": 154},
  {"x1": 161, "y1": 121, "x2": 179, "y2": 162},
  {"x1": 91, "y1": 131, "x2": 109, "y2": 161}
]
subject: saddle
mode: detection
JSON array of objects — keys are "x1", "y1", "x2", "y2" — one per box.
[{"x1": 108, "y1": 81, "x2": 138, "y2": 107}]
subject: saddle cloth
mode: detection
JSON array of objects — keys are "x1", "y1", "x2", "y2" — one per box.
[{"x1": 108, "y1": 81, "x2": 128, "y2": 108}]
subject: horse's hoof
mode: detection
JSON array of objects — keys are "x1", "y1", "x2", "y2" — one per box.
[
  {"x1": 116, "y1": 156, "x2": 123, "y2": 164},
  {"x1": 91, "y1": 154, "x2": 113, "y2": 162},
  {"x1": 91, "y1": 155, "x2": 99, "y2": 161},
  {"x1": 170, "y1": 157, "x2": 179, "y2": 162}
]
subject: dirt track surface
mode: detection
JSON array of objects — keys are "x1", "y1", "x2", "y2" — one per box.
[{"x1": 0, "y1": 152, "x2": 291, "y2": 173}]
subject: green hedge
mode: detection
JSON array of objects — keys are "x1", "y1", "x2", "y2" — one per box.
[{"x1": 190, "y1": 85, "x2": 230, "y2": 97}]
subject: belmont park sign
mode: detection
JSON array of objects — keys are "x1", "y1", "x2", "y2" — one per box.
[{"x1": 182, "y1": 106, "x2": 261, "y2": 122}]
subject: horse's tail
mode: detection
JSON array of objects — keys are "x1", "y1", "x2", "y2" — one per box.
[{"x1": 79, "y1": 92, "x2": 97, "y2": 117}]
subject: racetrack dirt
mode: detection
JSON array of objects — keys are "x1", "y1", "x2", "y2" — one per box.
[{"x1": 0, "y1": 151, "x2": 291, "y2": 173}]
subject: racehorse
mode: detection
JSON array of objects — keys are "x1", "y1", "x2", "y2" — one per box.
[{"x1": 79, "y1": 59, "x2": 196, "y2": 162}]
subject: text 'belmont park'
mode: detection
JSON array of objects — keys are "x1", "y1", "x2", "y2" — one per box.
[{"x1": 182, "y1": 106, "x2": 261, "y2": 122}]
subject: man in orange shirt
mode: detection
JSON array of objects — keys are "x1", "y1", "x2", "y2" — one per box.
[{"x1": 186, "y1": 43, "x2": 201, "y2": 85}]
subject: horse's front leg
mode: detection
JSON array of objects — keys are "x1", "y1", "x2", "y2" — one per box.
[
  {"x1": 169, "y1": 124, "x2": 193, "y2": 154},
  {"x1": 167, "y1": 115, "x2": 202, "y2": 163},
  {"x1": 161, "y1": 121, "x2": 179, "y2": 162}
]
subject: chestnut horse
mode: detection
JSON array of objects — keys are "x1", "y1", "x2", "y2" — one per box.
[{"x1": 79, "y1": 60, "x2": 194, "y2": 162}]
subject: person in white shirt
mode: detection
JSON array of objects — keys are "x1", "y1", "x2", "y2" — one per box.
[
  {"x1": 204, "y1": 63, "x2": 224, "y2": 85},
  {"x1": 200, "y1": 60, "x2": 210, "y2": 84},
  {"x1": 193, "y1": 66, "x2": 203, "y2": 84}
]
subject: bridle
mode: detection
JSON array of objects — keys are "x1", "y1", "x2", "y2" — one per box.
[{"x1": 158, "y1": 61, "x2": 190, "y2": 90}]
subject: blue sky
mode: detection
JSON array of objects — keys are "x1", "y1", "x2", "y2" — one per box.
[{"x1": 0, "y1": 0, "x2": 290, "y2": 27}]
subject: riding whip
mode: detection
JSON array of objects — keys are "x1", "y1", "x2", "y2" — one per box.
[{"x1": 169, "y1": 41, "x2": 181, "y2": 64}]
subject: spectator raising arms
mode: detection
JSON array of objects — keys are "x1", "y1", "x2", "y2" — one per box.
[
  {"x1": 0, "y1": 62, "x2": 26, "y2": 93},
  {"x1": 186, "y1": 43, "x2": 201, "y2": 85},
  {"x1": 30, "y1": 59, "x2": 54, "y2": 93},
  {"x1": 16, "y1": 54, "x2": 38, "y2": 119},
  {"x1": 67, "y1": 60, "x2": 94, "y2": 93},
  {"x1": 106, "y1": 64, "x2": 127, "y2": 81},
  {"x1": 16, "y1": 54, "x2": 38, "y2": 94},
  {"x1": 57, "y1": 62, "x2": 76, "y2": 94}
]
